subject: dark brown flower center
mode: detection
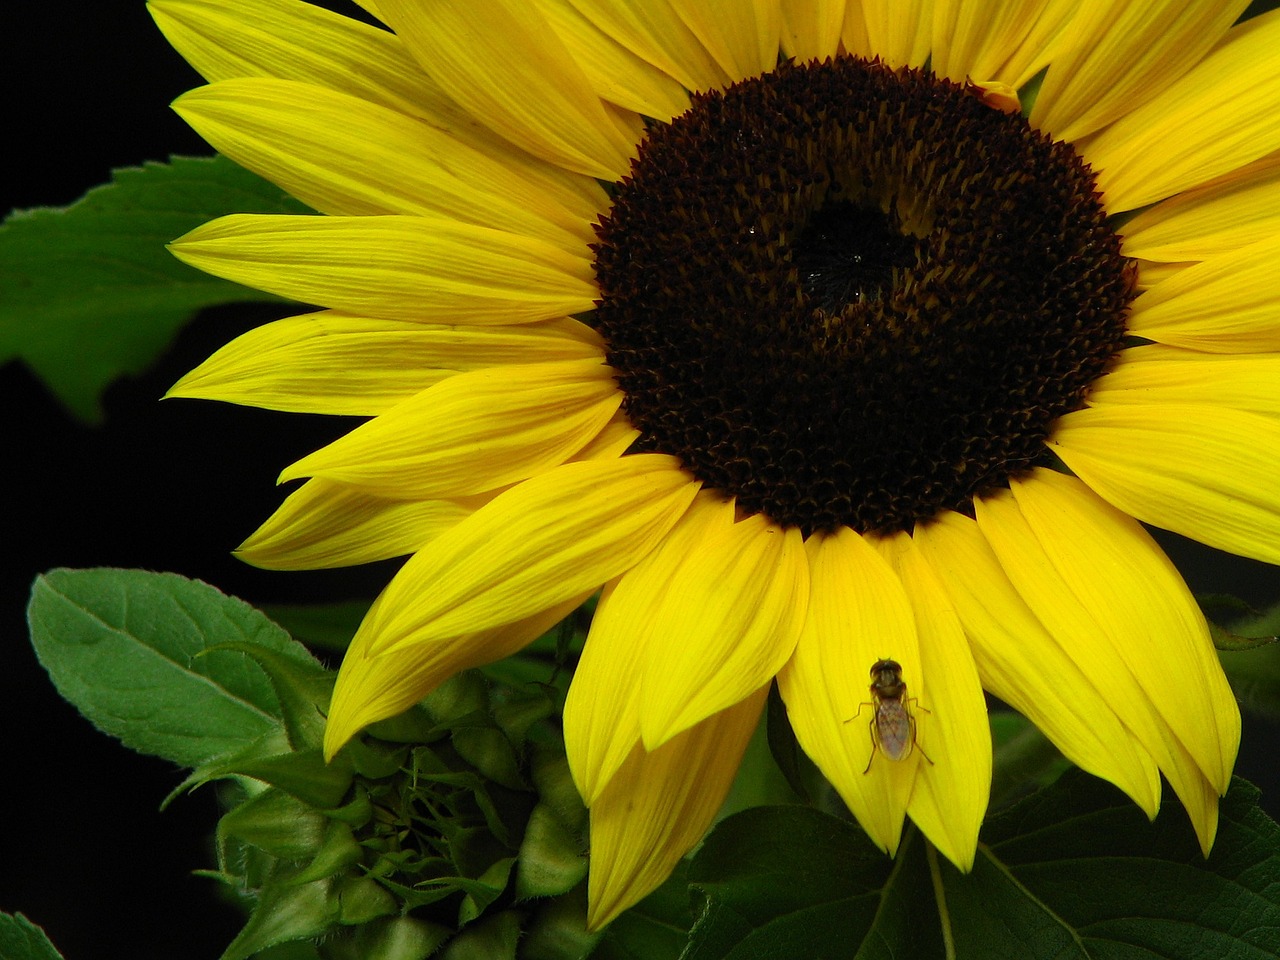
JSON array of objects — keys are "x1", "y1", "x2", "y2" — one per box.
[{"x1": 591, "y1": 57, "x2": 1134, "y2": 535}]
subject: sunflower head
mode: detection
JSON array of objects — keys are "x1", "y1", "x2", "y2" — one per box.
[
  {"x1": 593, "y1": 55, "x2": 1135, "y2": 535},
  {"x1": 156, "y1": 0, "x2": 1269, "y2": 932}
]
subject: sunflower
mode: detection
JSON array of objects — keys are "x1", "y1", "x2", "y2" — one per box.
[{"x1": 152, "y1": 0, "x2": 1277, "y2": 928}]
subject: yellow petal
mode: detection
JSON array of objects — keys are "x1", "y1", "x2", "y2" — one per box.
[
  {"x1": 562, "y1": 579, "x2": 638, "y2": 804},
  {"x1": 636, "y1": 509, "x2": 809, "y2": 749},
  {"x1": 149, "y1": 0, "x2": 444, "y2": 117},
  {"x1": 278, "y1": 360, "x2": 622, "y2": 498},
  {"x1": 1126, "y1": 233, "x2": 1280, "y2": 353},
  {"x1": 1013, "y1": 471, "x2": 1238, "y2": 791},
  {"x1": 931, "y1": 0, "x2": 1062, "y2": 88},
  {"x1": 913, "y1": 510, "x2": 1161, "y2": 816},
  {"x1": 563, "y1": 0, "x2": 733, "y2": 93},
  {"x1": 993, "y1": 0, "x2": 1076, "y2": 90},
  {"x1": 357, "y1": 455, "x2": 699, "y2": 655},
  {"x1": 1087, "y1": 344, "x2": 1280, "y2": 420},
  {"x1": 153, "y1": 0, "x2": 611, "y2": 223},
  {"x1": 779, "y1": 0, "x2": 845, "y2": 62},
  {"x1": 775, "y1": 527, "x2": 920, "y2": 856},
  {"x1": 586, "y1": 688, "x2": 767, "y2": 930},
  {"x1": 569, "y1": 415, "x2": 642, "y2": 462},
  {"x1": 167, "y1": 312, "x2": 603, "y2": 416},
  {"x1": 1086, "y1": 8, "x2": 1280, "y2": 212},
  {"x1": 873, "y1": 532, "x2": 991, "y2": 873},
  {"x1": 666, "y1": 0, "x2": 782, "y2": 83},
  {"x1": 236, "y1": 477, "x2": 485, "y2": 570},
  {"x1": 325, "y1": 593, "x2": 589, "y2": 758},
  {"x1": 174, "y1": 79, "x2": 594, "y2": 252},
  {"x1": 169, "y1": 214, "x2": 598, "y2": 324},
  {"x1": 838, "y1": 0, "x2": 871, "y2": 58},
  {"x1": 1030, "y1": 0, "x2": 1249, "y2": 142},
  {"x1": 1121, "y1": 150, "x2": 1280, "y2": 264},
  {"x1": 974, "y1": 472, "x2": 1236, "y2": 851},
  {"x1": 856, "y1": 0, "x2": 933, "y2": 68},
  {"x1": 1051, "y1": 403, "x2": 1280, "y2": 567},
  {"x1": 376, "y1": 0, "x2": 636, "y2": 179},
  {"x1": 1133, "y1": 259, "x2": 1192, "y2": 290},
  {"x1": 534, "y1": 0, "x2": 692, "y2": 120},
  {"x1": 564, "y1": 492, "x2": 734, "y2": 804}
]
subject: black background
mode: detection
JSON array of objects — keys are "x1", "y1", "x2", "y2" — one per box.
[{"x1": 5, "y1": 4, "x2": 1280, "y2": 960}]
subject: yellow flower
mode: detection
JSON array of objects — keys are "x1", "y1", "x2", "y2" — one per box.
[{"x1": 152, "y1": 0, "x2": 1278, "y2": 928}]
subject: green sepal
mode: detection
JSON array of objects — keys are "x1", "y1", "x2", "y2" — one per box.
[
  {"x1": 324, "y1": 788, "x2": 375, "y2": 827},
  {"x1": 225, "y1": 747, "x2": 356, "y2": 810},
  {"x1": 519, "y1": 886, "x2": 601, "y2": 960},
  {"x1": 319, "y1": 916, "x2": 453, "y2": 960},
  {"x1": 219, "y1": 788, "x2": 329, "y2": 861},
  {"x1": 422, "y1": 674, "x2": 532, "y2": 791},
  {"x1": 451, "y1": 726, "x2": 527, "y2": 791},
  {"x1": 437, "y1": 910, "x2": 522, "y2": 960},
  {"x1": 184, "y1": 739, "x2": 355, "y2": 810},
  {"x1": 529, "y1": 744, "x2": 587, "y2": 835},
  {"x1": 347, "y1": 737, "x2": 414, "y2": 781},
  {"x1": 1016, "y1": 68, "x2": 1046, "y2": 118},
  {"x1": 258, "y1": 944, "x2": 325, "y2": 960},
  {"x1": 164, "y1": 727, "x2": 291, "y2": 809},
  {"x1": 422, "y1": 673, "x2": 490, "y2": 724},
  {"x1": 491, "y1": 690, "x2": 559, "y2": 746},
  {"x1": 207, "y1": 641, "x2": 334, "y2": 750},
  {"x1": 1217, "y1": 597, "x2": 1280, "y2": 718},
  {"x1": 373, "y1": 861, "x2": 516, "y2": 922},
  {"x1": 366, "y1": 706, "x2": 442, "y2": 746},
  {"x1": 459, "y1": 858, "x2": 517, "y2": 925},
  {"x1": 409, "y1": 749, "x2": 522, "y2": 849},
  {"x1": 290, "y1": 821, "x2": 364, "y2": 886},
  {"x1": 334, "y1": 876, "x2": 398, "y2": 926},
  {"x1": 1210, "y1": 622, "x2": 1279, "y2": 651},
  {"x1": 222, "y1": 870, "x2": 336, "y2": 960},
  {"x1": 514, "y1": 803, "x2": 588, "y2": 899}
]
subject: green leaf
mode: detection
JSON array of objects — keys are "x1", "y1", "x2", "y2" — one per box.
[
  {"x1": 28, "y1": 568, "x2": 323, "y2": 768},
  {"x1": 0, "y1": 155, "x2": 307, "y2": 421},
  {"x1": 0, "y1": 914, "x2": 65, "y2": 960},
  {"x1": 260, "y1": 600, "x2": 370, "y2": 653},
  {"x1": 763, "y1": 683, "x2": 812, "y2": 804},
  {"x1": 591, "y1": 862, "x2": 693, "y2": 960},
  {"x1": 989, "y1": 710, "x2": 1070, "y2": 807},
  {"x1": 684, "y1": 805, "x2": 925, "y2": 960},
  {"x1": 683, "y1": 771, "x2": 1280, "y2": 959}
]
